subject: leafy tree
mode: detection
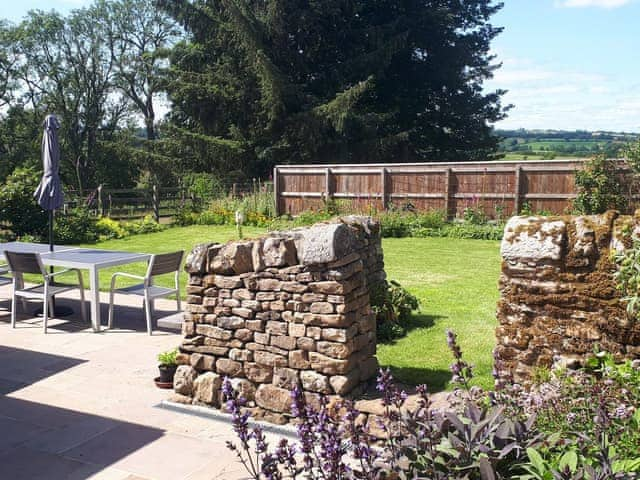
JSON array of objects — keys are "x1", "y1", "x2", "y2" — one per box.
[
  {"x1": 573, "y1": 155, "x2": 628, "y2": 214},
  {"x1": 158, "y1": 0, "x2": 508, "y2": 179},
  {"x1": 0, "y1": 167, "x2": 47, "y2": 238},
  {"x1": 100, "y1": 0, "x2": 180, "y2": 140},
  {"x1": 8, "y1": 9, "x2": 123, "y2": 194}
]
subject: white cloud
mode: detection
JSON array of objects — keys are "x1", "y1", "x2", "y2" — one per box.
[
  {"x1": 556, "y1": 0, "x2": 633, "y2": 8},
  {"x1": 485, "y1": 55, "x2": 640, "y2": 131}
]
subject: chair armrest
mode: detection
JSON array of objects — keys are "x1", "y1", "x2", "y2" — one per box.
[
  {"x1": 48, "y1": 268, "x2": 81, "y2": 278},
  {"x1": 110, "y1": 272, "x2": 146, "y2": 282},
  {"x1": 110, "y1": 272, "x2": 147, "y2": 291}
]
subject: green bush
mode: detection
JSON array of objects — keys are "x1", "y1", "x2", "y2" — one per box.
[
  {"x1": 0, "y1": 167, "x2": 48, "y2": 238},
  {"x1": 122, "y1": 215, "x2": 166, "y2": 235},
  {"x1": 574, "y1": 155, "x2": 628, "y2": 214},
  {"x1": 370, "y1": 279, "x2": 420, "y2": 341},
  {"x1": 54, "y1": 207, "x2": 99, "y2": 244},
  {"x1": 95, "y1": 216, "x2": 127, "y2": 240}
]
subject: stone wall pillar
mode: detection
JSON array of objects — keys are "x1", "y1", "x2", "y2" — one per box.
[
  {"x1": 174, "y1": 217, "x2": 384, "y2": 423},
  {"x1": 496, "y1": 211, "x2": 640, "y2": 385}
]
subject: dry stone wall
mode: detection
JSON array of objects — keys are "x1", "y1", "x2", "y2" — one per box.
[
  {"x1": 174, "y1": 216, "x2": 384, "y2": 423},
  {"x1": 496, "y1": 210, "x2": 640, "y2": 385}
]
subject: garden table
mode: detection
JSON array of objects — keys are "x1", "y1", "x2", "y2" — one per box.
[{"x1": 0, "y1": 242, "x2": 150, "y2": 332}]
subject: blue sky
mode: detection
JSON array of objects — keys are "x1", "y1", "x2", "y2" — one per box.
[{"x1": 4, "y1": 0, "x2": 640, "y2": 132}]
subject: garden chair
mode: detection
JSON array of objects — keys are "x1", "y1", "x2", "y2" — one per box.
[
  {"x1": 107, "y1": 250, "x2": 184, "y2": 335},
  {"x1": 3, "y1": 250, "x2": 86, "y2": 333},
  {"x1": 0, "y1": 264, "x2": 11, "y2": 287}
]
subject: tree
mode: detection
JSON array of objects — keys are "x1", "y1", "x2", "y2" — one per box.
[
  {"x1": 158, "y1": 0, "x2": 509, "y2": 179},
  {"x1": 101, "y1": 0, "x2": 180, "y2": 141}
]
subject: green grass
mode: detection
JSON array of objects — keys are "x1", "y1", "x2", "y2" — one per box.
[
  {"x1": 51, "y1": 226, "x2": 501, "y2": 392},
  {"x1": 378, "y1": 237, "x2": 501, "y2": 391}
]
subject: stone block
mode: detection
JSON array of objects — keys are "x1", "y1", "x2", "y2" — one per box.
[
  {"x1": 271, "y1": 335, "x2": 297, "y2": 351},
  {"x1": 245, "y1": 363, "x2": 274, "y2": 383},
  {"x1": 174, "y1": 365, "x2": 197, "y2": 395},
  {"x1": 330, "y1": 370, "x2": 360, "y2": 395},
  {"x1": 310, "y1": 302, "x2": 335, "y2": 314},
  {"x1": 217, "y1": 316, "x2": 245, "y2": 330},
  {"x1": 266, "y1": 321, "x2": 288, "y2": 335},
  {"x1": 211, "y1": 241, "x2": 254, "y2": 274},
  {"x1": 309, "y1": 352, "x2": 354, "y2": 375},
  {"x1": 233, "y1": 289, "x2": 255, "y2": 300},
  {"x1": 229, "y1": 348, "x2": 253, "y2": 362},
  {"x1": 234, "y1": 328, "x2": 253, "y2": 342},
  {"x1": 298, "y1": 223, "x2": 357, "y2": 265},
  {"x1": 273, "y1": 367, "x2": 299, "y2": 390},
  {"x1": 190, "y1": 353, "x2": 216, "y2": 371},
  {"x1": 316, "y1": 341, "x2": 355, "y2": 359},
  {"x1": 501, "y1": 216, "x2": 566, "y2": 263},
  {"x1": 185, "y1": 243, "x2": 216, "y2": 274},
  {"x1": 216, "y1": 358, "x2": 244, "y2": 377},
  {"x1": 214, "y1": 275, "x2": 244, "y2": 289},
  {"x1": 195, "y1": 324, "x2": 233, "y2": 341},
  {"x1": 255, "y1": 384, "x2": 293, "y2": 413},
  {"x1": 301, "y1": 371, "x2": 332, "y2": 394},
  {"x1": 193, "y1": 372, "x2": 222, "y2": 405},
  {"x1": 254, "y1": 350, "x2": 288, "y2": 368},
  {"x1": 288, "y1": 323, "x2": 306, "y2": 337},
  {"x1": 322, "y1": 325, "x2": 358, "y2": 343},
  {"x1": 289, "y1": 350, "x2": 310, "y2": 369}
]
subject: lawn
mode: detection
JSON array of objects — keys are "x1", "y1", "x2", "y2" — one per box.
[{"x1": 59, "y1": 225, "x2": 501, "y2": 391}]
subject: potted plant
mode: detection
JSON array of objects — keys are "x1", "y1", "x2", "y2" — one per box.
[{"x1": 156, "y1": 348, "x2": 178, "y2": 388}]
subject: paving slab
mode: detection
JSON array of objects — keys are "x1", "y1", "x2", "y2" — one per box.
[{"x1": 0, "y1": 283, "x2": 270, "y2": 480}]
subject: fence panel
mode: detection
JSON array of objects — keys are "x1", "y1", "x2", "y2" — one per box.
[{"x1": 273, "y1": 159, "x2": 607, "y2": 218}]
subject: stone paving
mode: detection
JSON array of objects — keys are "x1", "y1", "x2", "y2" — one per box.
[{"x1": 0, "y1": 285, "x2": 267, "y2": 480}]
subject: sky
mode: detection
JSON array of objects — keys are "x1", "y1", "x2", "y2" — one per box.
[{"x1": 4, "y1": 0, "x2": 640, "y2": 132}]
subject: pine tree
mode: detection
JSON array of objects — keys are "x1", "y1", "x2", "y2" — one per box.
[{"x1": 157, "y1": 0, "x2": 508, "y2": 178}]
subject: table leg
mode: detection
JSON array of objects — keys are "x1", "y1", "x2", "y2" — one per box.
[{"x1": 89, "y1": 267, "x2": 101, "y2": 332}]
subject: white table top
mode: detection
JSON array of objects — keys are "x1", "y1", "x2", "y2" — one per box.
[
  {"x1": 0, "y1": 242, "x2": 150, "y2": 268},
  {"x1": 42, "y1": 248, "x2": 150, "y2": 268}
]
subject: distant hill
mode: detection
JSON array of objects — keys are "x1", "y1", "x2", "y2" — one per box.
[{"x1": 496, "y1": 129, "x2": 639, "y2": 160}]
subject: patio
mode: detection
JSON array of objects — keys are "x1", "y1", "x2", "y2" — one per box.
[{"x1": 0, "y1": 286, "x2": 261, "y2": 480}]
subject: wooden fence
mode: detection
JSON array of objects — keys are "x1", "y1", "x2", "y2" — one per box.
[
  {"x1": 63, "y1": 181, "x2": 265, "y2": 222},
  {"x1": 273, "y1": 159, "x2": 600, "y2": 218}
]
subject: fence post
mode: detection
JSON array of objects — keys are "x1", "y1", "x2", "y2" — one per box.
[
  {"x1": 232, "y1": 183, "x2": 237, "y2": 198},
  {"x1": 273, "y1": 167, "x2": 280, "y2": 216},
  {"x1": 444, "y1": 168, "x2": 452, "y2": 219},
  {"x1": 152, "y1": 184, "x2": 160, "y2": 222},
  {"x1": 380, "y1": 168, "x2": 389, "y2": 210},
  {"x1": 514, "y1": 166, "x2": 522, "y2": 215},
  {"x1": 325, "y1": 168, "x2": 333, "y2": 204},
  {"x1": 97, "y1": 184, "x2": 103, "y2": 217}
]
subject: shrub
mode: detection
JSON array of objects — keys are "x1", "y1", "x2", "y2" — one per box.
[
  {"x1": 574, "y1": 155, "x2": 628, "y2": 214},
  {"x1": 0, "y1": 167, "x2": 47, "y2": 238},
  {"x1": 122, "y1": 215, "x2": 165, "y2": 235},
  {"x1": 54, "y1": 207, "x2": 98, "y2": 244},
  {"x1": 613, "y1": 235, "x2": 640, "y2": 319},
  {"x1": 370, "y1": 280, "x2": 420, "y2": 341},
  {"x1": 95, "y1": 216, "x2": 127, "y2": 240}
]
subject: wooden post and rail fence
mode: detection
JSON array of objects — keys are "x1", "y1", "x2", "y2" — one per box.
[
  {"x1": 272, "y1": 159, "x2": 624, "y2": 219},
  {"x1": 55, "y1": 158, "x2": 633, "y2": 224}
]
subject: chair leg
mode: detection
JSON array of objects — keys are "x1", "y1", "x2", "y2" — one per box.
[
  {"x1": 10, "y1": 293, "x2": 17, "y2": 328},
  {"x1": 144, "y1": 293, "x2": 152, "y2": 335},
  {"x1": 108, "y1": 275, "x2": 117, "y2": 329},
  {"x1": 77, "y1": 270, "x2": 87, "y2": 323},
  {"x1": 108, "y1": 291, "x2": 115, "y2": 329},
  {"x1": 43, "y1": 296, "x2": 48, "y2": 334}
]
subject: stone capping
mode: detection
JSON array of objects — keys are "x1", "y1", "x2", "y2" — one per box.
[
  {"x1": 177, "y1": 216, "x2": 386, "y2": 424},
  {"x1": 495, "y1": 210, "x2": 640, "y2": 385}
]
